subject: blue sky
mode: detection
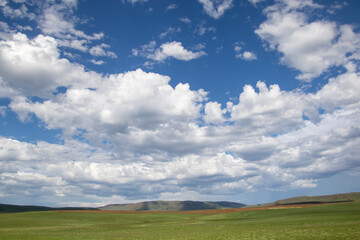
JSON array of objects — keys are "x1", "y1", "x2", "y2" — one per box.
[{"x1": 0, "y1": 0, "x2": 360, "y2": 207}]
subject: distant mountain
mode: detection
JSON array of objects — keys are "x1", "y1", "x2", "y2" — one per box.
[
  {"x1": 0, "y1": 203, "x2": 98, "y2": 214},
  {"x1": 100, "y1": 201, "x2": 246, "y2": 211},
  {"x1": 3, "y1": 192, "x2": 358, "y2": 214},
  {"x1": 252, "y1": 192, "x2": 360, "y2": 207}
]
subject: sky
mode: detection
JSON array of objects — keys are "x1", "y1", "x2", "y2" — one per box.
[{"x1": 0, "y1": 0, "x2": 360, "y2": 207}]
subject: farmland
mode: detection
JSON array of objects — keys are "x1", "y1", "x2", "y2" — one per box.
[{"x1": 0, "y1": 201, "x2": 359, "y2": 239}]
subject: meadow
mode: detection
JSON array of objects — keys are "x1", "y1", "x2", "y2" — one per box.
[{"x1": 0, "y1": 202, "x2": 359, "y2": 240}]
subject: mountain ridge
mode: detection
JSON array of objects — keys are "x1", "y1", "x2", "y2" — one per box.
[
  {"x1": 2, "y1": 192, "x2": 359, "y2": 213},
  {"x1": 99, "y1": 200, "x2": 246, "y2": 211}
]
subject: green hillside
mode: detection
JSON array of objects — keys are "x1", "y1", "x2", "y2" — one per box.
[
  {"x1": 0, "y1": 203, "x2": 98, "y2": 214},
  {"x1": 100, "y1": 200, "x2": 246, "y2": 211},
  {"x1": 251, "y1": 192, "x2": 360, "y2": 208}
]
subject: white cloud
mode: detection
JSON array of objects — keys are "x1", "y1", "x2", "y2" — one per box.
[
  {"x1": 236, "y1": 51, "x2": 257, "y2": 60},
  {"x1": 314, "y1": 71, "x2": 360, "y2": 112},
  {"x1": 89, "y1": 44, "x2": 117, "y2": 58},
  {"x1": 179, "y1": 17, "x2": 191, "y2": 24},
  {"x1": 36, "y1": 0, "x2": 114, "y2": 58},
  {"x1": 0, "y1": 21, "x2": 9, "y2": 31},
  {"x1": 2, "y1": 3, "x2": 36, "y2": 20},
  {"x1": 198, "y1": 0, "x2": 234, "y2": 19},
  {"x1": 124, "y1": 0, "x2": 148, "y2": 4},
  {"x1": 156, "y1": 42, "x2": 206, "y2": 61},
  {"x1": 194, "y1": 24, "x2": 216, "y2": 36},
  {"x1": 159, "y1": 27, "x2": 181, "y2": 39},
  {"x1": 229, "y1": 81, "x2": 305, "y2": 134},
  {"x1": 0, "y1": 33, "x2": 100, "y2": 97},
  {"x1": 1, "y1": 0, "x2": 360, "y2": 203},
  {"x1": 204, "y1": 101, "x2": 226, "y2": 124},
  {"x1": 0, "y1": 106, "x2": 6, "y2": 117},
  {"x1": 1, "y1": 59, "x2": 360, "y2": 202},
  {"x1": 0, "y1": 0, "x2": 7, "y2": 7},
  {"x1": 255, "y1": 0, "x2": 360, "y2": 81},
  {"x1": 133, "y1": 41, "x2": 206, "y2": 63},
  {"x1": 90, "y1": 59, "x2": 104, "y2": 65},
  {"x1": 9, "y1": 68, "x2": 208, "y2": 144},
  {"x1": 248, "y1": 0, "x2": 265, "y2": 5},
  {"x1": 166, "y1": 3, "x2": 178, "y2": 11},
  {"x1": 234, "y1": 43, "x2": 257, "y2": 60}
]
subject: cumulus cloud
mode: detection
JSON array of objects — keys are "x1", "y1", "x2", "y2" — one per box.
[
  {"x1": 236, "y1": 51, "x2": 257, "y2": 60},
  {"x1": 1, "y1": 32, "x2": 359, "y2": 201},
  {"x1": 255, "y1": 0, "x2": 360, "y2": 81},
  {"x1": 2, "y1": 63, "x2": 360, "y2": 202},
  {"x1": 133, "y1": 41, "x2": 206, "y2": 63},
  {"x1": 198, "y1": 0, "x2": 234, "y2": 19},
  {"x1": 1, "y1": 1, "x2": 36, "y2": 20},
  {"x1": 1, "y1": 1, "x2": 360, "y2": 205},
  {"x1": 234, "y1": 43, "x2": 257, "y2": 60},
  {"x1": 36, "y1": 0, "x2": 115, "y2": 58},
  {"x1": 0, "y1": 33, "x2": 100, "y2": 97},
  {"x1": 89, "y1": 43, "x2": 117, "y2": 58}
]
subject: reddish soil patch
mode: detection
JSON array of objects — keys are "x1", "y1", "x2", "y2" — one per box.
[{"x1": 53, "y1": 202, "x2": 341, "y2": 215}]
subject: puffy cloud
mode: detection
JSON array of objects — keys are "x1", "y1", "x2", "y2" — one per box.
[
  {"x1": 2, "y1": 67, "x2": 360, "y2": 202},
  {"x1": 314, "y1": 71, "x2": 360, "y2": 112},
  {"x1": 255, "y1": 0, "x2": 360, "y2": 81},
  {"x1": 133, "y1": 41, "x2": 206, "y2": 63},
  {"x1": 204, "y1": 101, "x2": 226, "y2": 124},
  {"x1": 229, "y1": 81, "x2": 305, "y2": 134},
  {"x1": 1, "y1": 2, "x2": 36, "y2": 20},
  {"x1": 0, "y1": 33, "x2": 100, "y2": 97},
  {"x1": 37, "y1": 0, "x2": 114, "y2": 57},
  {"x1": 1, "y1": 29, "x2": 359, "y2": 201},
  {"x1": 157, "y1": 41, "x2": 206, "y2": 61},
  {"x1": 198, "y1": 0, "x2": 234, "y2": 19},
  {"x1": 1, "y1": 0, "x2": 360, "y2": 204},
  {"x1": 236, "y1": 51, "x2": 257, "y2": 60},
  {"x1": 89, "y1": 43, "x2": 117, "y2": 58},
  {"x1": 234, "y1": 43, "x2": 257, "y2": 60},
  {"x1": 9, "y1": 68, "x2": 208, "y2": 155}
]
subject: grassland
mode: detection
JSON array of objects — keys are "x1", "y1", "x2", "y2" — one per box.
[{"x1": 0, "y1": 201, "x2": 359, "y2": 240}]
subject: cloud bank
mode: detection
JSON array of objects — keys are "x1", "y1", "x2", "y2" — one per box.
[{"x1": 0, "y1": 0, "x2": 359, "y2": 206}]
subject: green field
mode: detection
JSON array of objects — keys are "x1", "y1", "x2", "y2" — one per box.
[{"x1": 0, "y1": 202, "x2": 359, "y2": 240}]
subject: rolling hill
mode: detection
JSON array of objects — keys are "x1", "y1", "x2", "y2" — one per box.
[
  {"x1": 250, "y1": 192, "x2": 360, "y2": 208},
  {"x1": 99, "y1": 201, "x2": 246, "y2": 211},
  {"x1": 2, "y1": 192, "x2": 359, "y2": 213},
  {"x1": 0, "y1": 203, "x2": 98, "y2": 214}
]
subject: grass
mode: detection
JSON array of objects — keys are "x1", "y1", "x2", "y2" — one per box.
[{"x1": 0, "y1": 202, "x2": 359, "y2": 239}]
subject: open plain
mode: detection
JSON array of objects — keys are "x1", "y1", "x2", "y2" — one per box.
[{"x1": 1, "y1": 201, "x2": 359, "y2": 240}]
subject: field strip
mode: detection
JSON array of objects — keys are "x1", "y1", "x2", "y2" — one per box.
[{"x1": 52, "y1": 202, "x2": 345, "y2": 215}]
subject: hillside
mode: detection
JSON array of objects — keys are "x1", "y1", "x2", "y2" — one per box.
[
  {"x1": 100, "y1": 201, "x2": 246, "y2": 211},
  {"x1": 0, "y1": 203, "x2": 98, "y2": 214},
  {"x1": 251, "y1": 192, "x2": 360, "y2": 208}
]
